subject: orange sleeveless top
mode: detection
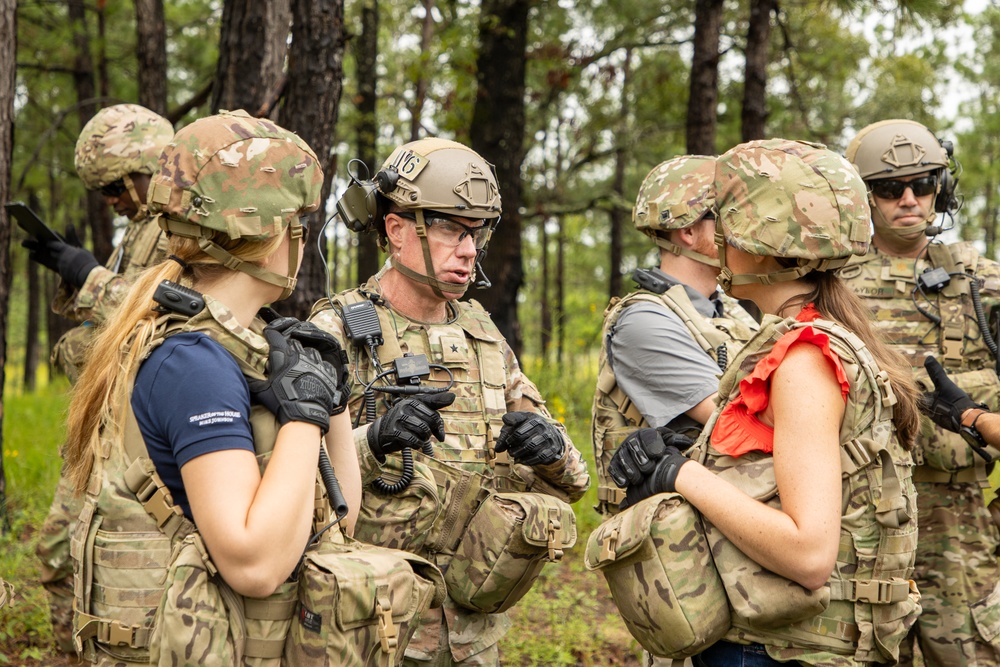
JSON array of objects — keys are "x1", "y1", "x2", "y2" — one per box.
[{"x1": 710, "y1": 304, "x2": 850, "y2": 457}]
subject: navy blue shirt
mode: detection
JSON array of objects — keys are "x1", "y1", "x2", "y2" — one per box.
[{"x1": 132, "y1": 332, "x2": 255, "y2": 519}]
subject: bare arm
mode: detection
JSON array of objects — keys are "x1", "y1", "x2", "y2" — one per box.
[
  {"x1": 325, "y1": 409, "x2": 361, "y2": 535},
  {"x1": 182, "y1": 421, "x2": 322, "y2": 598},
  {"x1": 674, "y1": 344, "x2": 844, "y2": 589},
  {"x1": 685, "y1": 393, "x2": 718, "y2": 425}
]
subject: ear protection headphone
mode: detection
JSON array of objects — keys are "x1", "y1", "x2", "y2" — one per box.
[
  {"x1": 335, "y1": 159, "x2": 400, "y2": 233},
  {"x1": 934, "y1": 138, "x2": 961, "y2": 215}
]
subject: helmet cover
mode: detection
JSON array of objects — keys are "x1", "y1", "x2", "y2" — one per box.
[{"x1": 75, "y1": 104, "x2": 174, "y2": 190}]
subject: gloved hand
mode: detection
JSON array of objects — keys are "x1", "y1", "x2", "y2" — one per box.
[
  {"x1": 494, "y1": 411, "x2": 565, "y2": 466},
  {"x1": 264, "y1": 316, "x2": 349, "y2": 415},
  {"x1": 367, "y1": 392, "x2": 457, "y2": 462},
  {"x1": 920, "y1": 355, "x2": 985, "y2": 433},
  {"x1": 609, "y1": 427, "x2": 694, "y2": 510},
  {"x1": 22, "y1": 228, "x2": 99, "y2": 288},
  {"x1": 248, "y1": 325, "x2": 346, "y2": 434}
]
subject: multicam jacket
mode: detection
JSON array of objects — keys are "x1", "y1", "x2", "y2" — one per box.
[
  {"x1": 591, "y1": 285, "x2": 756, "y2": 514},
  {"x1": 701, "y1": 315, "x2": 919, "y2": 666},
  {"x1": 52, "y1": 212, "x2": 168, "y2": 380},
  {"x1": 70, "y1": 298, "x2": 304, "y2": 666},
  {"x1": 839, "y1": 242, "x2": 1000, "y2": 478},
  {"x1": 310, "y1": 279, "x2": 590, "y2": 660}
]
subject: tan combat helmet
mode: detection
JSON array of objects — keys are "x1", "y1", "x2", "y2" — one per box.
[
  {"x1": 634, "y1": 156, "x2": 718, "y2": 267},
  {"x1": 148, "y1": 109, "x2": 323, "y2": 300},
  {"x1": 377, "y1": 138, "x2": 502, "y2": 298},
  {"x1": 74, "y1": 104, "x2": 174, "y2": 221},
  {"x1": 845, "y1": 119, "x2": 952, "y2": 239},
  {"x1": 714, "y1": 138, "x2": 870, "y2": 294}
]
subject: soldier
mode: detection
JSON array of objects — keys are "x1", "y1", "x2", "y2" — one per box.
[
  {"x1": 310, "y1": 137, "x2": 590, "y2": 666},
  {"x1": 61, "y1": 110, "x2": 359, "y2": 665},
  {"x1": 841, "y1": 119, "x2": 1000, "y2": 665},
  {"x1": 606, "y1": 139, "x2": 922, "y2": 666},
  {"x1": 592, "y1": 156, "x2": 757, "y2": 518},
  {"x1": 21, "y1": 103, "x2": 173, "y2": 653},
  {"x1": 922, "y1": 355, "x2": 1000, "y2": 450}
]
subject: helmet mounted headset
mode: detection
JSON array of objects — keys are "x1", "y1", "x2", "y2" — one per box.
[{"x1": 334, "y1": 138, "x2": 502, "y2": 298}]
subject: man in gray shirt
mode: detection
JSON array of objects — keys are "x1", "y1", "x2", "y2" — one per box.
[{"x1": 592, "y1": 155, "x2": 757, "y2": 516}]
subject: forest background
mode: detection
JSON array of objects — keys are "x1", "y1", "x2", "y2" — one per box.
[{"x1": 1, "y1": 0, "x2": 999, "y2": 664}]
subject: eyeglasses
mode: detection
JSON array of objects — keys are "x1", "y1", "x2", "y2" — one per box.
[
  {"x1": 100, "y1": 179, "x2": 127, "y2": 198},
  {"x1": 396, "y1": 212, "x2": 493, "y2": 249},
  {"x1": 869, "y1": 176, "x2": 938, "y2": 200}
]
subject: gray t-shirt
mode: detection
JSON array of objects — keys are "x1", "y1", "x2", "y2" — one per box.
[{"x1": 608, "y1": 270, "x2": 723, "y2": 428}]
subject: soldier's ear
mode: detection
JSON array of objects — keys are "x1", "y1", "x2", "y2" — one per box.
[{"x1": 384, "y1": 212, "x2": 407, "y2": 249}]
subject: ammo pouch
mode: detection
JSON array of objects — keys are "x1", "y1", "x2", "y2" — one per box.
[
  {"x1": 445, "y1": 491, "x2": 577, "y2": 614},
  {"x1": 585, "y1": 493, "x2": 730, "y2": 659},
  {"x1": 286, "y1": 536, "x2": 446, "y2": 667}
]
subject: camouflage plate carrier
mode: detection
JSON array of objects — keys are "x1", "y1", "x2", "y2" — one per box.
[
  {"x1": 310, "y1": 282, "x2": 587, "y2": 662},
  {"x1": 840, "y1": 241, "x2": 1000, "y2": 665},
  {"x1": 71, "y1": 296, "x2": 442, "y2": 667},
  {"x1": 592, "y1": 286, "x2": 756, "y2": 514},
  {"x1": 587, "y1": 314, "x2": 920, "y2": 666}
]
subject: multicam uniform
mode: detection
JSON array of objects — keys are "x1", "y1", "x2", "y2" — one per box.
[
  {"x1": 310, "y1": 280, "x2": 590, "y2": 666},
  {"x1": 37, "y1": 104, "x2": 172, "y2": 653},
  {"x1": 840, "y1": 242, "x2": 1000, "y2": 665},
  {"x1": 592, "y1": 278, "x2": 756, "y2": 515}
]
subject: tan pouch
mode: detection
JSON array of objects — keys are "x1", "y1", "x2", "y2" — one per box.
[
  {"x1": 445, "y1": 491, "x2": 576, "y2": 614},
  {"x1": 585, "y1": 493, "x2": 730, "y2": 659}
]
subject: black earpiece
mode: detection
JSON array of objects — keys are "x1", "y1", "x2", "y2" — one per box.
[
  {"x1": 935, "y1": 138, "x2": 960, "y2": 215},
  {"x1": 335, "y1": 161, "x2": 400, "y2": 233}
]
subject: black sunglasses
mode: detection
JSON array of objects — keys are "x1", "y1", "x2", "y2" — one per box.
[
  {"x1": 100, "y1": 179, "x2": 127, "y2": 198},
  {"x1": 869, "y1": 175, "x2": 937, "y2": 200}
]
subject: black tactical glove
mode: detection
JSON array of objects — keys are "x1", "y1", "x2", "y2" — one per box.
[
  {"x1": 494, "y1": 411, "x2": 565, "y2": 466},
  {"x1": 264, "y1": 316, "x2": 350, "y2": 415},
  {"x1": 367, "y1": 392, "x2": 457, "y2": 463},
  {"x1": 609, "y1": 427, "x2": 694, "y2": 510},
  {"x1": 22, "y1": 230, "x2": 100, "y2": 289},
  {"x1": 920, "y1": 355, "x2": 985, "y2": 434},
  {"x1": 248, "y1": 325, "x2": 346, "y2": 434}
]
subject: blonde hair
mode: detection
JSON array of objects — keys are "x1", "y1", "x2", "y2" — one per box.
[
  {"x1": 778, "y1": 267, "x2": 921, "y2": 449},
  {"x1": 64, "y1": 230, "x2": 285, "y2": 493}
]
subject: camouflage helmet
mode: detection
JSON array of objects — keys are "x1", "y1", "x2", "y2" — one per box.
[
  {"x1": 633, "y1": 156, "x2": 716, "y2": 233},
  {"x1": 378, "y1": 138, "x2": 501, "y2": 220},
  {"x1": 149, "y1": 109, "x2": 323, "y2": 300},
  {"x1": 74, "y1": 104, "x2": 174, "y2": 190},
  {"x1": 714, "y1": 138, "x2": 870, "y2": 292},
  {"x1": 148, "y1": 109, "x2": 323, "y2": 241},
  {"x1": 845, "y1": 119, "x2": 949, "y2": 180}
]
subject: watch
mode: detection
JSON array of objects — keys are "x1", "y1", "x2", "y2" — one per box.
[{"x1": 959, "y1": 407, "x2": 992, "y2": 462}]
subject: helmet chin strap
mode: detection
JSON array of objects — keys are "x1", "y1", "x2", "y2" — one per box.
[
  {"x1": 123, "y1": 174, "x2": 148, "y2": 222},
  {"x1": 390, "y1": 209, "x2": 470, "y2": 298},
  {"x1": 652, "y1": 234, "x2": 718, "y2": 268},
  {"x1": 161, "y1": 216, "x2": 301, "y2": 300}
]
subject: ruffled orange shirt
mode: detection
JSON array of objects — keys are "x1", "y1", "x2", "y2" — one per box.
[{"x1": 710, "y1": 304, "x2": 850, "y2": 457}]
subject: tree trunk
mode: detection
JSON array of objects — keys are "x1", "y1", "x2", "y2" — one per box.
[
  {"x1": 353, "y1": 0, "x2": 380, "y2": 285},
  {"x1": 276, "y1": 0, "x2": 346, "y2": 320},
  {"x1": 470, "y1": 0, "x2": 530, "y2": 357},
  {"x1": 540, "y1": 216, "x2": 550, "y2": 359},
  {"x1": 410, "y1": 0, "x2": 436, "y2": 141},
  {"x1": 609, "y1": 48, "x2": 632, "y2": 301},
  {"x1": 212, "y1": 0, "x2": 292, "y2": 116},
  {"x1": 24, "y1": 193, "x2": 43, "y2": 393},
  {"x1": 686, "y1": 0, "x2": 724, "y2": 155},
  {"x1": 556, "y1": 214, "x2": 565, "y2": 366},
  {"x1": 0, "y1": 0, "x2": 15, "y2": 533},
  {"x1": 67, "y1": 0, "x2": 112, "y2": 263},
  {"x1": 135, "y1": 0, "x2": 168, "y2": 115},
  {"x1": 741, "y1": 0, "x2": 776, "y2": 141}
]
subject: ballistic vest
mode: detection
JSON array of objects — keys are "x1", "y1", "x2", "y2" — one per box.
[
  {"x1": 839, "y1": 242, "x2": 1000, "y2": 478},
  {"x1": 702, "y1": 315, "x2": 920, "y2": 665},
  {"x1": 591, "y1": 285, "x2": 756, "y2": 514},
  {"x1": 70, "y1": 297, "x2": 312, "y2": 666}
]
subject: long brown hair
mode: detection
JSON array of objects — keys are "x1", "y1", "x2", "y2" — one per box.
[
  {"x1": 64, "y1": 230, "x2": 285, "y2": 493},
  {"x1": 777, "y1": 264, "x2": 921, "y2": 449}
]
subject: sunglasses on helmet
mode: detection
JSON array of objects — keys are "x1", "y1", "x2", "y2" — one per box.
[
  {"x1": 100, "y1": 179, "x2": 128, "y2": 198},
  {"x1": 868, "y1": 175, "x2": 937, "y2": 201}
]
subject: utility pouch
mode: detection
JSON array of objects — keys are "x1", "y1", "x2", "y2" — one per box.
[
  {"x1": 445, "y1": 491, "x2": 577, "y2": 614},
  {"x1": 585, "y1": 493, "x2": 730, "y2": 659},
  {"x1": 285, "y1": 536, "x2": 445, "y2": 667},
  {"x1": 353, "y1": 456, "x2": 442, "y2": 555},
  {"x1": 703, "y1": 451, "x2": 831, "y2": 629}
]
